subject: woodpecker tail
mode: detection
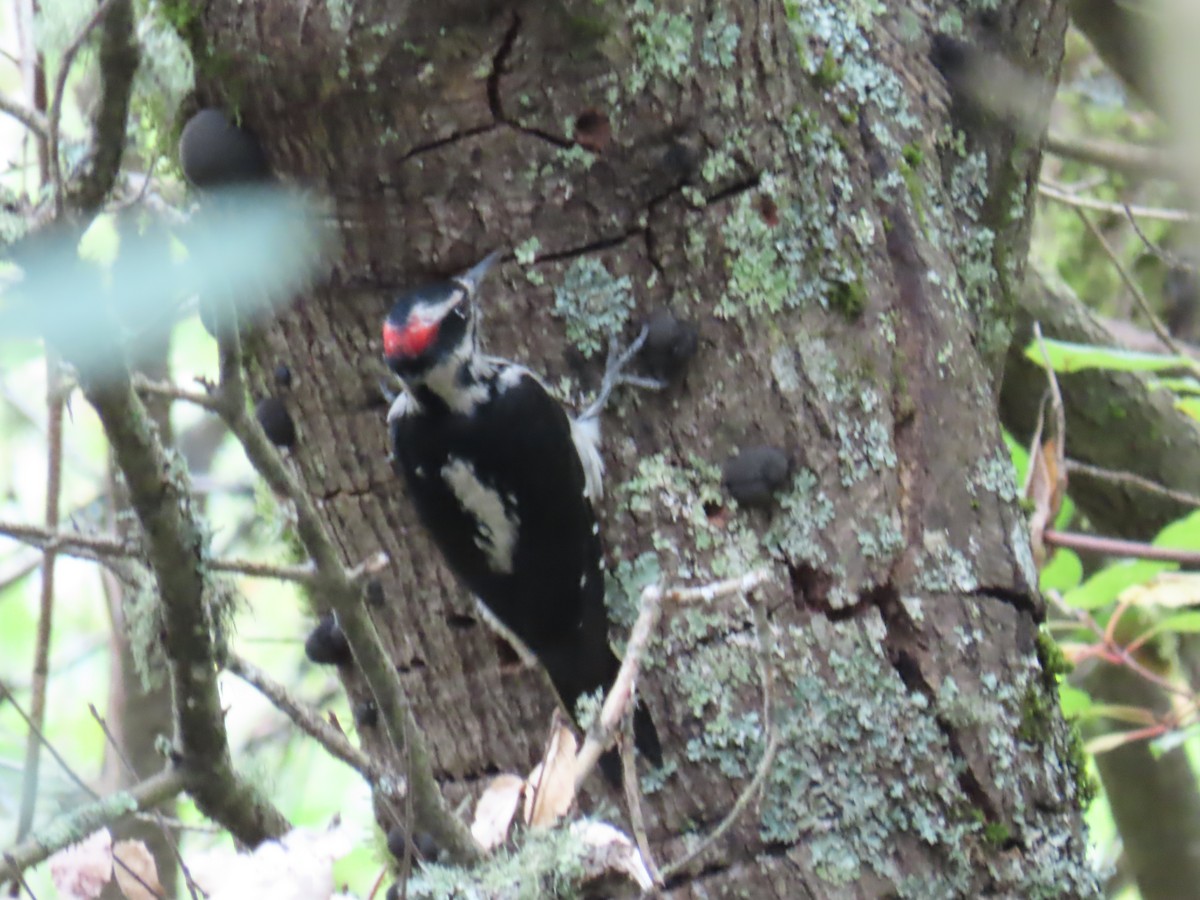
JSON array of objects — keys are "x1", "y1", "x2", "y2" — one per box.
[{"x1": 540, "y1": 638, "x2": 662, "y2": 787}]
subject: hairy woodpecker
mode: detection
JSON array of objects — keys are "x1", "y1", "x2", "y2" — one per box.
[{"x1": 382, "y1": 251, "x2": 662, "y2": 783}]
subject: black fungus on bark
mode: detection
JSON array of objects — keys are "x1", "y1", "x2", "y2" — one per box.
[
  {"x1": 352, "y1": 700, "x2": 378, "y2": 729},
  {"x1": 304, "y1": 613, "x2": 352, "y2": 666},
  {"x1": 639, "y1": 308, "x2": 699, "y2": 382},
  {"x1": 365, "y1": 578, "x2": 385, "y2": 608},
  {"x1": 387, "y1": 825, "x2": 439, "y2": 862},
  {"x1": 255, "y1": 396, "x2": 296, "y2": 448},
  {"x1": 273, "y1": 363, "x2": 292, "y2": 389},
  {"x1": 722, "y1": 445, "x2": 791, "y2": 507},
  {"x1": 179, "y1": 108, "x2": 271, "y2": 190}
]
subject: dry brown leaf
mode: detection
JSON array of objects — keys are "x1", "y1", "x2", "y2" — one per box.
[
  {"x1": 112, "y1": 839, "x2": 162, "y2": 900},
  {"x1": 48, "y1": 828, "x2": 112, "y2": 899},
  {"x1": 572, "y1": 820, "x2": 654, "y2": 891},
  {"x1": 524, "y1": 724, "x2": 578, "y2": 828},
  {"x1": 1025, "y1": 437, "x2": 1065, "y2": 566},
  {"x1": 1118, "y1": 572, "x2": 1200, "y2": 610},
  {"x1": 471, "y1": 774, "x2": 525, "y2": 852}
]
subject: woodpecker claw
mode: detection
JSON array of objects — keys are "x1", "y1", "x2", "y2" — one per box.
[
  {"x1": 378, "y1": 378, "x2": 398, "y2": 404},
  {"x1": 580, "y1": 326, "x2": 665, "y2": 422}
]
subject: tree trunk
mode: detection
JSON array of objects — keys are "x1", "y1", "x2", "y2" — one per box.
[{"x1": 181, "y1": 1, "x2": 1096, "y2": 894}]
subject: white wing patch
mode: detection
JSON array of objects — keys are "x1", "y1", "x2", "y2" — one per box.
[
  {"x1": 441, "y1": 458, "x2": 520, "y2": 574},
  {"x1": 570, "y1": 416, "x2": 605, "y2": 502}
]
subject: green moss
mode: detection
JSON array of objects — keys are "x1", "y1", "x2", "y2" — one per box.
[
  {"x1": 830, "y1": 277, "x2": 867, "y2": 319},
  {"x1": 983, "y1": 820, "x2": 1011, "y2": 846},
  {"x1": 814, "y1": 49, "x2": 843, "y2": 87}
]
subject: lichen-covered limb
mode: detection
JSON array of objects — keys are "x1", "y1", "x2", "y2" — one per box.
[
  {"x1": 0, "y1": 767, "x2": 186, "y2": 883},
  {"x1": 77, "y1": 366, "x2": 289, "y2": 845},
  {"x1": 212, "y1": 319, "x2": 480, "y2": 863}
]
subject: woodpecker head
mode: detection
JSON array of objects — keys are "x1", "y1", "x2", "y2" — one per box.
[{"x1": 382, "y1": 250, "x2": 501, "y2": 382}]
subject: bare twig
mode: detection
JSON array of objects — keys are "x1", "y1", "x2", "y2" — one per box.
[
  {"x1": 1065, "y1": 460, "x2": 1200, "y2": 509},
  {"x1": 0, "y1": 519, "x2": 334, "y2": 583},
  {"x1": 224, "y1": 654, "x2": 386, "y2": 786},
  {"x1": 1047, "y1": 592, "x2": 1193, "y2": 702},
  {"x1": 0, "y1": 93, "x2": 49, "y2": 141},
  {"x1": 0, "y1": 768, "x2": 187, "y2": 883},
  {"x1": 1043, "y1": 529, "x2": 1200, "y2": 566},
  {"x1": 47, "y1": 0, "x2": 117, "y2": 217},
  {"x1": 658, "y1": 584, "x2": 779, "y2": 880},
  {"x1": 1122, "y1": 203, "x2": 1196, "y2": 273},
  {"x1": 659, "y1": 733, "x2": 781, "y2": 880},
  {"x1": 1037, "y1": 182, "x2": 1196, "y2": 223},
  {"x1": 15, "y1": 355, "x2": 66, "y2": 842},
  {"x1": 574, "y1": 569, "x2": 771, "y2": 790},
  {"x1": 619, "y1": 719, "x2": 660, "y2": 886},
  {"x1": 1044, "y1": 131, "x2": 1179, "y2": 180},
  {"x1": 1, "y1": 682, "x2": 99, "y2": 803},
  {"x1": 131, "y1": 374, "x2": 221, "y2": 411},
  {"x1": 87, "y1": 705, "x2": 201, "y2": 900},
  {"x1": 1074, "y1": 209, "x2": 1188, "y2": 361}
]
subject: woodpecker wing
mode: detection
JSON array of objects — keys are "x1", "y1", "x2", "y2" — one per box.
[{"x1": 389, "y1": 366, "x2": 603, "y2": 650}]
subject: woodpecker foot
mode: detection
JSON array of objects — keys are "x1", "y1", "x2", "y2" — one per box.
[
  {"x1": 378, "y1": 378, "x2": 398, "y2": 405},
  {"x1": 580, "y1": 326, "x2": 666, "y2": 421}
]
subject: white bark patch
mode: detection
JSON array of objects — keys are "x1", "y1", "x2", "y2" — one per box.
[{"x1": 441, "y1": 458, "x2": 520, "y2": 574}]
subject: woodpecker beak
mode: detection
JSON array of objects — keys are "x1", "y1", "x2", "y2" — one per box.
[{"x1": 454, "y1": 249, "x2": 503, "y2": 296}]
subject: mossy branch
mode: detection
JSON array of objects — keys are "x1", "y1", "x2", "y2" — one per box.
[
  {"x1": 212, "y1": 316, "x2": 481, "y2": 863},
  {"x1": 0, "y1": 768, "x2": 187, "y2": 883},
  {"x1": 75, "y1": 357, "x2": 289, "y2": 845}
]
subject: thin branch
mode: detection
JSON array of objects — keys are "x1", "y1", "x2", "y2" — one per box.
[
  {"x1": 0, "y1": 93, "x2": 49, "y2": 142},
  {"x1": 573, "y1": 569, "x2": 771, "y2": 790},
  {"x1": 131, "y1": 374, "x2": 221, "y2": 411},
  {"x1": 0, "y1": 519, "x2": 338, "y2": 583},
  {"x1": 1037, "y1": 182, "x2": 1197, "y2": 223},
  {"x1": 0, "y1": 768, "x2": 187, "y2": 883},
  {"x1": 1123, "y1": 203, "x2": 1196, "y2": 274},
  {"x1": 0, "y1": 682, "x2": 99, "y2": 803},
  {"x1": 47, "y1": 0, "x2": 117, "y2": 217},
  {"x1": 1065, "y1": 460, "x2": 1200, "y2": 509},
  {"x1": 224, "y1": 654, "x2": 386, "y2": 786},
  {"x1": 1047, "y1": 593, "x2": 1193, "y2": 701},
  {"x1": 619, "y1": 720, "x2": 660, "y2": 886},
  {"x1": 1043, "y1": 529, "x2": 1200, "y2": 566},
  {"x1": 87, "y1": 705, "x2": 201, "y2": 900},
  {"x1": 1044, "y1": 131, "x2": 1178, "y2": 180},
  {"x1": 659, "y1": 733, "x2": 781, "y2": 880},
  {"x1": 1074, "y1": 208, "x2": 1187, "y2": 360},
  {"x1": 211, "y1": 312, "x2": 479, "y2": 862},
  {"x1": 15, "y1": 357, "x2": 66, "y2": 842}
]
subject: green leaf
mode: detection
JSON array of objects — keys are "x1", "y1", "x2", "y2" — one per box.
[
  {"x1": 1062, "y1": 559, "x2": 1173, "y2": 610},
  {"x1": 1155, "y1": 610, "x2": 1200, "y2": 634},
  {"x1": 1024, "y1": 337, "x2": 1191, "y2": 374},
  {"x1": 1040, "y1": 548, "x2": 1083, "y2": 593},
  {"x1": 1153, "y1": 509, "x2": 1200, "y2": 549},
  {"x1": 1176, "y1": 397, "x2": 1200, "y2": 421},
  {"x1": 1149, "y1": 376, "x2": 1200, "y2": 395},
  {"x1": 1058, "y1": 684, "x2": 1093, "y2": 718}
]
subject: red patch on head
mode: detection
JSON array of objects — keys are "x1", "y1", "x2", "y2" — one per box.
[{"x1": 383, "y1": 319, "x2": 438, "y2": 359}]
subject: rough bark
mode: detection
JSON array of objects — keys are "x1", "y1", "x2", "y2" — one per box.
[{"x1": 182, "y1": 1, "x2": 1095, "y2": 895}]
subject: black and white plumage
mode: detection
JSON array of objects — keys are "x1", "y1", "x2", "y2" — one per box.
[{"x1": 382, "y1": 251, "x2": 661, "y2": 782}]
